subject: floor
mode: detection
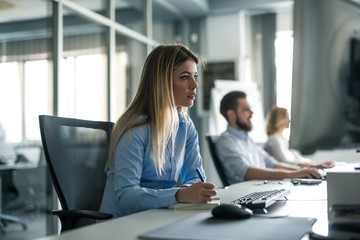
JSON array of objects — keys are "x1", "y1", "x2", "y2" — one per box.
[
  {"x1": 0, "y1": 208, "x2": 49, "y2": 240},
  {"x1": 1, "y1": 156, "x2": 54, "y2": 239}
]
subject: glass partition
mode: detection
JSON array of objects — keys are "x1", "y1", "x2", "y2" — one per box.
[
  {"x1": 111, "y1": 34, "x2": 147, "y2": 122},
  {"x1": 0, "y1": 2, "x2": 52, "y2": 239},
  {"x1": 60, "y1": 9, "x2": 108, "y2": 121},
  {"x1": 116, "y1": 0, "x2": 146, "y2": 35},
  {"x1": 152, "y1": 1, "x2": 185, "y2": 43},
  {"x1": 0, "y1": 0, "x2": 189, "y2": 238}
]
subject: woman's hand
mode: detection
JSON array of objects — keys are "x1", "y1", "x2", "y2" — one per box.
[
  {"x1": 175, "y1": 182, "x2": 217, "y2": 204},
  {"x1": 313, "y1": 161, "x2": 335, "y2": 169}
]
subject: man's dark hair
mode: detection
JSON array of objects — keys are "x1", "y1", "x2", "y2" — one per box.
[{"x1": 220, "y1": 91, "x2": 247, "y2": 121}]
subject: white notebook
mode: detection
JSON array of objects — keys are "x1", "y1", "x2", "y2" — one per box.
[{"x1": 173, "y1": 198, "x2": 221, "y2": 210}]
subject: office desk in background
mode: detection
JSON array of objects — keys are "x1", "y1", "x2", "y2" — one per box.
[
  {"x1": 0, "y1": 161, "x2": 39, "y2": 205},
  {"x1": 0, "y1": 143, "x2": 47, "y2": 232},
  {"x1": 33, "y1": 179, "x2": 341, "y2": 240},
  {"x1": 0, "y1": 161, "x2": 38, "y2": 231}
]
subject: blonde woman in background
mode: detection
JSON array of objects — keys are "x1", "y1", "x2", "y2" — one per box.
[
  {"x1": 99, "y1": 44, "x2": 216, "y2": 219},
  {"x1": 264, "y1": 105, "x2": 334, "y2": 169}
]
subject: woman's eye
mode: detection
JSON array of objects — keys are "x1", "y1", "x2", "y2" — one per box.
[{"x1": 180, "y1": 76, "x2": 189, "y2": 80}]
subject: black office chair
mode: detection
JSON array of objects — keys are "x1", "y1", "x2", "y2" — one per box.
[
  {"x1": 38, "y1": 115, "x2": 113, "y2": 233},
  {"x1": 205, "y1": 134, "x2": 230, "y2": 187}
]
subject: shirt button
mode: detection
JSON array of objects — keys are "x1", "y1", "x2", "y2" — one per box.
[
  {"x1": 164, "y1": 201, "x2": 168, "y2": 204},
  {"x1": 169, "y1": 200, "x2": 173, "y2": 204}
]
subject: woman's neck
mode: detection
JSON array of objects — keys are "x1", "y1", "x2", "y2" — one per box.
[{"x1": 274, "y1": 129, "x2": 283, "y2": 135}]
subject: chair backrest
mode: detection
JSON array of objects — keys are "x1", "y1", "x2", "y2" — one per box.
[
  {"x1": 205, "y1": 134, "x2": 230, "y2": 187},
  {"x1": 39, "y1": 115, "x2": 113, "y2": 219}
]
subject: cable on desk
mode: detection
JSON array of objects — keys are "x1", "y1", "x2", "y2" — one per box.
[
  {"x1": 253, "y1": 180, "x2": 287, "y2": 186},
  {"x1": 285, "y1": 199, "x2": 328, "y2": 201}
]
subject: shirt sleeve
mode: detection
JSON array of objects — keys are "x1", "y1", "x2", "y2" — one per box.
[
  {"x1": 180, "y1": 116, "x2": 205, "y2": 185},
  {"x1": 215, "y1": 135, "x2": 250, "y2": 184},
  {"x1": 112, "y1": 127, "x2": 178, "y2": 213}
]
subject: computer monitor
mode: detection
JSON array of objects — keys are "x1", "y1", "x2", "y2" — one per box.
[{"x1": 289, "y1": 0, "x2": 360, "y2": 154}]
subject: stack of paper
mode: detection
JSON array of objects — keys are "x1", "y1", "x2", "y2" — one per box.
[{"x1": 173, "y1": 198, "x2": 221, "y2": 210}]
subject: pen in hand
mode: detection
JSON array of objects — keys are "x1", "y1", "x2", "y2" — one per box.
[
  {"x1": 196, "y1": 167, "x2": 219, "y2": 202},
  {"x1": 196, "y1": 167, "x2": 205, "y2": 182}
]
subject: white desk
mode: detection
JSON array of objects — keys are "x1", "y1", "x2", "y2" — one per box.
[{"x1": 34, "y1": 180, "x2": 337, "y2": 240}]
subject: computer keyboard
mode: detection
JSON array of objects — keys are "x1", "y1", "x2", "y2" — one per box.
[{"x1": 231, "y1": 188, "x2": 290, "y2": 209}]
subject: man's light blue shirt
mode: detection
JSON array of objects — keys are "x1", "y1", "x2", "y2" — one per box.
[
  {"x1": 215, "y1": 126, "x2": 277, "y2": 184},
  {"x1": 99, "y1": 114, "x2": 205, "y2": 218}
]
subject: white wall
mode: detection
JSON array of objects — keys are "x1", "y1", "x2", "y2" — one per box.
[{"x1": 205, "y1": 13, "x2": 242, "y2": 62}]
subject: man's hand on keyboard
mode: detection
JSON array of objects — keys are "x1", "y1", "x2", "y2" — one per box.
[{"x1": 291, "y1": 168, "x2": 323, "y2": 179}]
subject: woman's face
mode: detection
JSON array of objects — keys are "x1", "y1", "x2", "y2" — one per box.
[
  {"x1": 285, "y1": 112, "x2": 290, "y2": 128},
  {"x1": 173, "y1": 60, "x2": 198, "y2": 107}
]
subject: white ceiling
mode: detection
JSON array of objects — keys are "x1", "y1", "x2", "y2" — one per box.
[
  {"x1": 1, "y1": 0, "x2": 359, "y2": 25},
  {"x1": 0, "y1": 0, "x2": 294, "y2": 24},
  {"x1": 0, "y1": 0, "x2": 132, "y2": 23}
]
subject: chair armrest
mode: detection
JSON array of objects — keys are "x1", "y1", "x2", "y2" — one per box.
[
  {"x1": 53, "y1": 209, "x2": 113, "y2": 220},
  {"x1": 53, "y1": 209, "x2": 113, "y2": 232}
]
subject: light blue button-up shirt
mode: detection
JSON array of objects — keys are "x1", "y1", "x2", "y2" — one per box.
[
  {"x1": 99, "y1": 113, "x2": 205, "y2": 218},
  {"x1": 215, "y1": 126, "x2": 277, "y2": 184}
]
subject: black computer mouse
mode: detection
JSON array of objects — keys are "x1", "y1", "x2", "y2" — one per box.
[{"x1": 211, "y1": 203, "x2": 253, "y2": 219}]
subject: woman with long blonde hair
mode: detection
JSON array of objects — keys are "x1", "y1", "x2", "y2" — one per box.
[
  {"x1": 100, "y1": 44, "x2": 216, "y2": 218},
  {"x1": 264, "y1": 105, "x2": 334, "y2": 169}
]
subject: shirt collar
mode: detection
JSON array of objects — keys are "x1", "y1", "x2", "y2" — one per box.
[
  {"x1": 178, "y1": 112, "x2": 186, "y2": 124},
  {"x1": 227, "y1": 125, "x2": 248, "y2": 141}
]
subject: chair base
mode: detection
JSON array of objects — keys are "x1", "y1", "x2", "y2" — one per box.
[{"x1": 0, "y1": 213, "x2": 27, "y2": 232}]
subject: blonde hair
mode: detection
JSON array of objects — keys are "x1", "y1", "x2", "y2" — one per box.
[
  {"x1": 265, "y1": 105, "x2": 288, "y2": 135},
  {"x1": 105, "y1": 44, "x2": 200, "y2": 174}
]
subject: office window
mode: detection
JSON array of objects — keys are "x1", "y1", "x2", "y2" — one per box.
[
  {"x1": 0, "y1": 0, "x2": 52, "y2": 143},
  {"x1": 0, "y1": 62, "x2": 22, "y2": 142},
  {"x1": 74, "y1": 54, "x2": 105, "y2": 121},
  {"x1": 114, "y1": 34, "x2": 147, "y2": 117},
  {"x1": 24, "y1": 60, "x2": 49, "y2": 141},
  {"x1": 0, "y1": 59, "x2": 51, "y2": 142},
  {"x1": 275, "y1": 30, "x2": 294, "y2": 138},
  {"x1": 59, "y1": 54, "x2": 106, "y2": 121},
  {"x1": 111, "y1": 51, "x2": 128, "y2": 122},
  {"x1": 61, "y1": 8, "x2": 108, "y2": 121}
]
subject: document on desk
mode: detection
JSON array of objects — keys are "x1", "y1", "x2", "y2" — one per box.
[
  {"x1": 173, "y1": 198, "x2": 221, "y2": 210},
  {"x1": 139, "y1": 212, "x2": 316, "y2": 240}
]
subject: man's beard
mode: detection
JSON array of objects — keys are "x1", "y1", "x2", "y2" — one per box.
[{"x1": 235, "y1": 115, "x2": 252, "y2": 132}]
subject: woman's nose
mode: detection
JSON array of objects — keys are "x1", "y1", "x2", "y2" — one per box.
[{"x1": 191, "y1": 76, "x2": 199, "y2": 89}]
